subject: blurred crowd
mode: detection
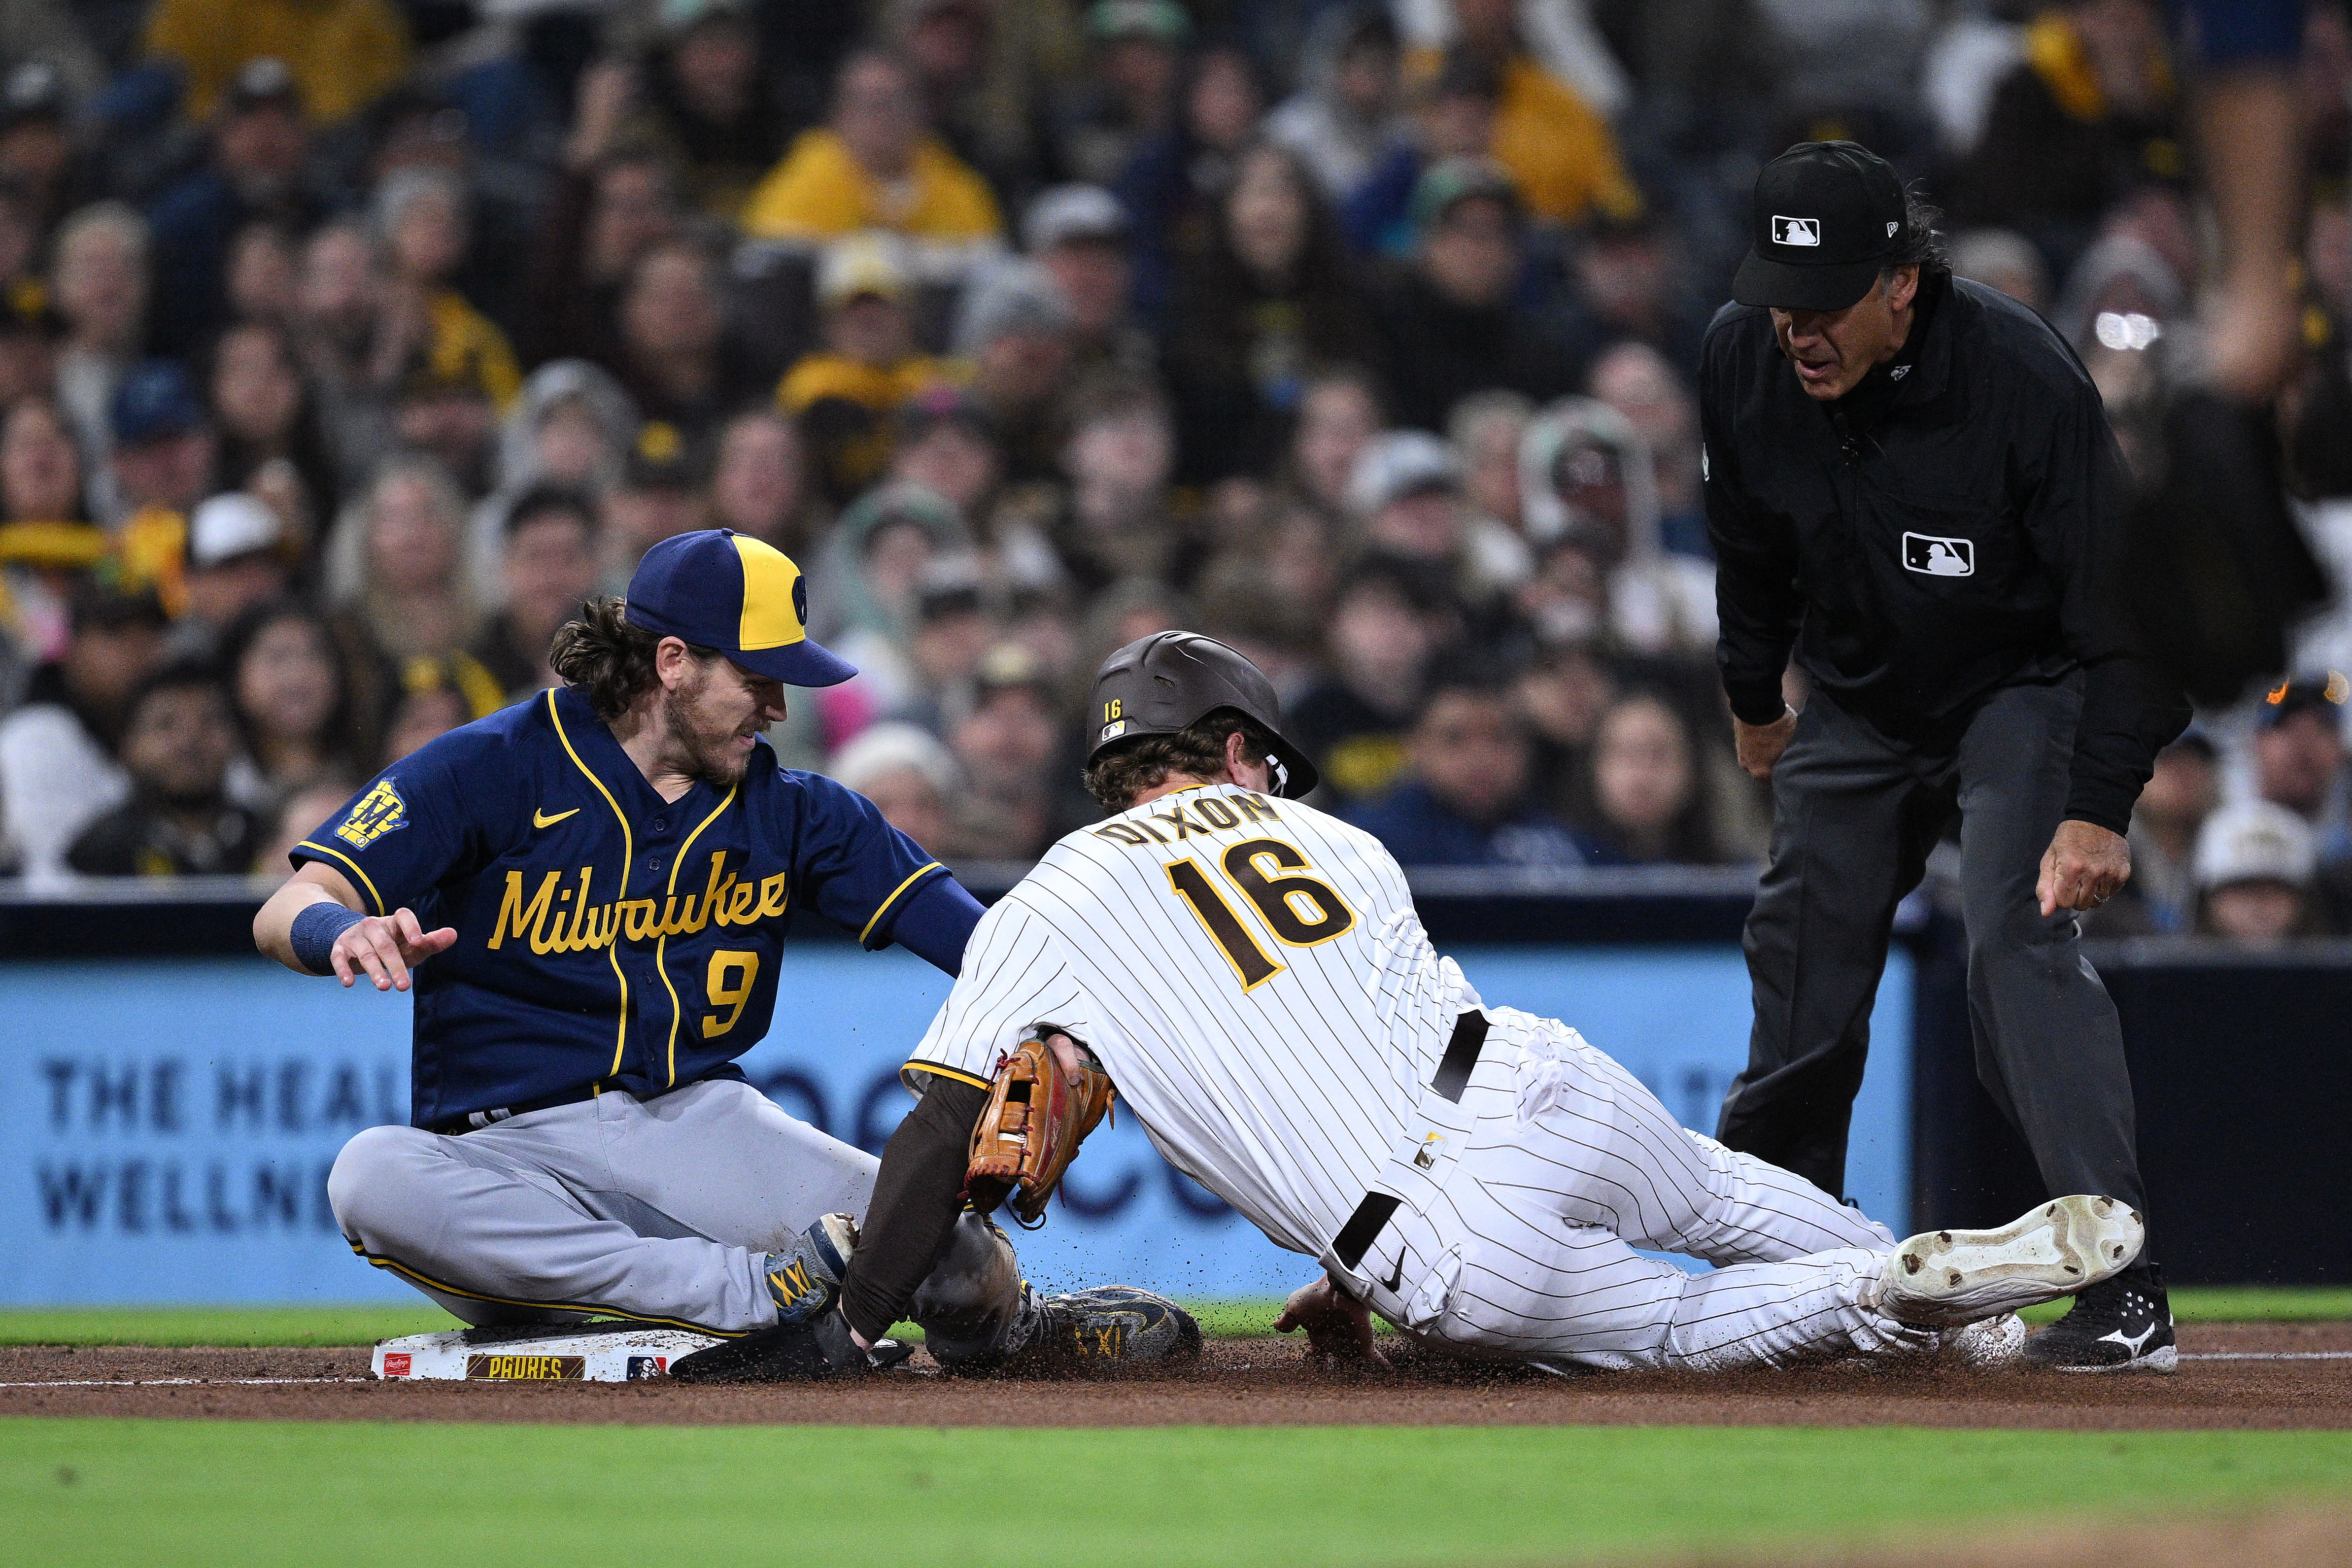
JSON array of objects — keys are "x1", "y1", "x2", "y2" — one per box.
[{"x1": 0, "y1": 0, "x2": 2346, "y2": 949}]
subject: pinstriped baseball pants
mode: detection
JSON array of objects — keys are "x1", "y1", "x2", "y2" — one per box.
[{"x1": 1390, "y1": 1010, "x2": 1928, "y2": 1371}]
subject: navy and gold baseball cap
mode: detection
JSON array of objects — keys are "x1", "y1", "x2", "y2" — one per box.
[
  {"x1": 624, "y1": 529, "x2": 857, "y2": 688},
  {"x1": 1733, "y1": 140, "x2": 1907, "y2": 313}
]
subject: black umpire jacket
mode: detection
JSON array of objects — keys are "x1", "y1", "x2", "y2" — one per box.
[{"x1": 1699, "y1": 273, "x2": 2190, "y2": 835}]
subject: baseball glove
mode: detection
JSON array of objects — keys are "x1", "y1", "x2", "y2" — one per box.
[{"x1": 966, "y1": 1032, "x2": 1115, "y2": 1228}]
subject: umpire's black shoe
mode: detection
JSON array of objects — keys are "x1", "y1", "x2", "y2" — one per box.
[{"x1": 2020, "y1": 1262, "x2": 2177, "y2": 1373}]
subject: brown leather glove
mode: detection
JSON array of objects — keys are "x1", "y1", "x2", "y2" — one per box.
[{"x1": 966, "y1": 1032, "x2": 1114, "y2": 1227}]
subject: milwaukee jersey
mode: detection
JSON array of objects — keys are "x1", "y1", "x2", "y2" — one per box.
[
  {"x1": 293, "y1": 685, "x2": 950, "y2": 1128},
  {"x1": 905, "y1": 782, "x2": 1479, "y2": 1259}
]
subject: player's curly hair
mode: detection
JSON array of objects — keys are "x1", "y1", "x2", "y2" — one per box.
[
  {"x1": 1084, "y1": 712, "x2": 1273, "y2": 812},
  {"x1": 548, "y1": 595, "x2": 720, "y2": 721}
]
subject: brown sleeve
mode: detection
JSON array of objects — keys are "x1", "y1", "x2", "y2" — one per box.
[{"x1": 839, "y1": 1077, "x2": 987, "y2": 1344}]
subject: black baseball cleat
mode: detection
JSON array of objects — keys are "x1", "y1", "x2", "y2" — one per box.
[
  {"x1": 1030, "y1": 1286, "x2": 1203, "y2": 1372},
  {"x1": 2020, "y1": 1262, "x2": 2177, "y2": 1373},
  {"x1": 667, "y1": 1310, "x2": 914, "y2": 1384}
]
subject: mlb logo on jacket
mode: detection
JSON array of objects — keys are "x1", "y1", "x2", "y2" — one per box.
[
  {"x1": 1772, "y1": 215, "x2": 1820, "y2": 247},
  {"x1": 1903, "y1": 532, "x2": 1974, "y2": 577}
]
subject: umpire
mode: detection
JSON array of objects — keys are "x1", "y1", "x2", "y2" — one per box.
[{"x1": 1700, "y1": 142, "x2": 2190, "y2": 1372}]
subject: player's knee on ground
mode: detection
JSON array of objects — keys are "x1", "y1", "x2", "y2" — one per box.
[
  {"x1": 909, "y1": 1210, "x2": 1027, "y2": 1367},
  {"x1": 326, "y1": 1124, "x2": 441, "y2": 1245}
]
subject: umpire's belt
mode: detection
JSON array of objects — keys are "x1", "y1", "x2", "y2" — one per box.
[{"x1": 1331, "y1": 1009, "x2": 1488, "y2": 1270}]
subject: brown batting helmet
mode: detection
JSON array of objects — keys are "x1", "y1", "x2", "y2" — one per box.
[{"x1": 1085, "y1": 631, "x2": 1320, "y2": 798}]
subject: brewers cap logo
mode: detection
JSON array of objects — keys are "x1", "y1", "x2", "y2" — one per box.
[
  {"x1": 1772, "y1": 215, "x2": 1820, "y2": 247},
  {"x1": 334, "y1": 779, "x2": 410, "y2": 848}
]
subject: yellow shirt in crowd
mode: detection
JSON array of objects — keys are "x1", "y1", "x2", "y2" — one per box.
[
  {"x1": 144, "y1": 0, "x2": 411, "y2": 125},
  {"x1": 742, "y1": 130, "x2": 1004, "y2": 245}
]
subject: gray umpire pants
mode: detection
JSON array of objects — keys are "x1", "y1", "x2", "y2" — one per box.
[
  {"x1": 328, "y1": 1078, "x2": 875, "y2": 1334},
  {"x1": 1715, "y1": 677, "x2": 2148, "y2": 1220}
]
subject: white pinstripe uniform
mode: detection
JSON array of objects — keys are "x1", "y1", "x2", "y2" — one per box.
[{"x1": 908, "y1": 781, "x2": 1933, "y2": 1372}]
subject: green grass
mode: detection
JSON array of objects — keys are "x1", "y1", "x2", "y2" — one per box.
[
  {"x1": 2, "y1": 1286, "x2": 2346, "y2": 1347},
  {"x1": 6, "y1": 1421, "x2": 2350, "y2": 1568}
]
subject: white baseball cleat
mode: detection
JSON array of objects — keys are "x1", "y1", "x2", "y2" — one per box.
[{"x1": 1872, "y1": 1195, "x2": 2144, "y2": 1329}]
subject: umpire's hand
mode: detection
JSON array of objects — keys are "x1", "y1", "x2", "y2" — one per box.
[
  {"x1": 334, "y1": 909, "x2": 458, "y2": 992},
  {"x1": 2038, "y1": 820, "x2": 2133, "y2": 917},
  {"x1": 1735, "y1": 707, "x2": 1799, "y2": 781}
]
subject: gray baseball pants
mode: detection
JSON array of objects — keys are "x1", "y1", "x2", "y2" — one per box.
[
  {"x1": 329, "y1": 1077, "x2": 879, "y2": 1334},
  {"x1": 1716, "y1": 677, "x2": 2147, "y2": 1217}
]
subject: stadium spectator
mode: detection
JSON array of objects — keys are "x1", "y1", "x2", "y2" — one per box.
[
  {"x1": 2193, "y1": 799, "x2": 2326, "y2": 947},
  {"x1": 1265, "y1": 6, "x2": 1405, "y2": 208},
  {"x1": 1054, "y1": 0, "x2": 1189, "y2": 189},
  {"x1": 1288, "y1": 556, "x2": 1447, "y2": 806},
  {"x1": 222, "y1": 599, "x2": 357, "y2": 798},
  {"x1": 1347, "y1": 429, "x2": 1523, "y2": 619},
  {"x1": 2090, "y1": 731, "x2": 2220, "y2": 935},
  {"x1": 0, "y1": 397, "x2": 97, "y2": 682},
  {"x1": 1117, "y1": 41, "x2": 1267, "y2": 330},
  {"x1": 742, "y1": 47, "x2": 1003, "y2": 250},
  {"x1": 206, "y1": 318, "x2": 335, "y2": 539},
  {"x1": 884, "y1": 564, "x2": 1000, "y2": 738},
  {"x1": 291, "y1": 220, "x2": 396, "y2": 484},
  {"x1": 372, "y1": 167, "x2": 520, "y2": 424},
  {"x1": 781, "y1": 232, "x2": 954, "y2": 504},
  {"x1": 1411, "y1": 0, "x2": 1641, "y2": 230},
  {"x1": 327, "y1": 455, "x2": 477, "y2": 671},
  {"x1": 1580, "y1": 689, "x2": 1723, "y2": 865},
  {"x1": 1952, "y1": 0, "x2": 2182, "y2": 267},
  {"x1": 174, "y1": 492, "x2": 291, "y2": 660},
  {"x1": 256, "y1": 777, "x2": 361, "y2": 885},
  {"x1": 1586, "y1": 341, "x2": 1707, "y2": 560},
  {"x1": 1048, "y1": 373, "x2": 1186, "y2": 595},
  {"x1": 1344, "y1": 46, "x2": 1501, "y2": 260},
  {"x1": 1022, "y1": 185, "x2": 1153, "y2": 378},
  {"x1": 146, "y1": 57, "x2": 322, "y2": 358},
  {"x1": 943, "y1": 641, "x2": 1063, "y2": 859},
  {"x1": 378, "y1": 657, "x2": 478, "y2": 766},
  {"x1": 1282, "y1": 366, "x2": 1385, "y2": 525},
  {"x1": 1950, "y1": 227, "x2": 2053, "y2": 311},
  {"x1": 956, "y1": 260, "x2": 1077, "y2": 485},
  {"x1": 65, "y1": 659, "x2": 259, "y2": 877},
  {"x1": 612, "y1": 239, "x2": 758, "y2": 449},
  {"x1": 1518, "y1": 397, "x2": 1715, "y2": 658},
  {"x1": 1345, "y1": 667, "x2": 1596, "y2": 867},
  {"x1": 1370, "y1": 158, "x2": 1580, "y2": 433},
  {"x1": 0, "y1": 586, "x2": 162, "y2": 880},
  {"x1": 104, "y1": 361, "x2": 216, "y2": 612},
  {"x1": 0, "y1": 59, "x2": 89, "y2": 232},
  {"x1": 1164, "y1": 141, "x2": 1374, "y2": 482},
  {"x1": 709, "y1": 408, "x2": 821, "y2": 555},
  {"x1": 521, "y1": 111, "x2": 685, "y2": 375},
  {"x1": 827, "y1": 717, "x2": 963, "y2": 853},
  {"x1": 1513, "y1": 634, "x2": 1616, "y2": 825},
  {"x1": 596, "y1": 427, "x2": 710, "y2": 594},
  {"x1": 623, "y1": 0, "x2": 792, "y2": 222},
  {"x1": 1562, "y1": 215, "x2": 1707, "y2": 382},
  {"x1": 471, "y1": 485, "x2": 598, "y2": 704},
  {"x1": 2251, "y1": 674, "x2": 2352, "y2": 862},
  {"x1": 888, "y1": 385, "x2": 1005, "y2": 531},
  {"x1": 889, "y1": 0, "x2": 1073, "y2": 210},
  {"x1": 1449, "y1": 388, "x2": 1532, "y2": 538},
  {"x1": 143, "y1": 0, "x2": 409, "y2": 129},
  {"x1": 51, "y1": 202, "x2": 150, "y2": 470},
  {"x1": 811, "y1": 479, "x2": 968, "y2": 725}
]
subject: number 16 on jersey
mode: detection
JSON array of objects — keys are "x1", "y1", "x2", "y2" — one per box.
[{"x1": 1162, "y1": 837, "x2": 1354, "y2": 990}]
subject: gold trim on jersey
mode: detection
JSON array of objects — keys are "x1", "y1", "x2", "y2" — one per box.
[
  {"x1": 662, "y1": 787, "x2": 740, "y2": 1086},
  {"x1": 547, "y1": 688, "x2": 635, "y2": 1078},
  {"x1": 859, "y1": 861, "x2": 943, "y2": 945},
  {"x1": 348, "y1": 1242, "x2": 747, "y2": 1337},
  {"x1": 901, "y1": 1059, "x2": 993, "y2": 1091},
  {"x1": 295, "y1": 839, "x2": 387, "y2": 916}
]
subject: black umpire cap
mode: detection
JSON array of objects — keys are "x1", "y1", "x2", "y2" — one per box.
[
  {"x1": 1087, "y1": 631, "x2": 1320, "y2": 799},
  {"x1": 1733, "y1": 141, "x2": 1907, "y2": 313}
]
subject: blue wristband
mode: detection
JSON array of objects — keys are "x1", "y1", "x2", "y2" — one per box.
[{"x1": 290, "y1": 901, "x2": 368, "y2": 976}]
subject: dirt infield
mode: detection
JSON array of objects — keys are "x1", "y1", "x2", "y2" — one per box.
[{"x1": 1, "y1": 1322, "x2": 2347, "y2": 1429}]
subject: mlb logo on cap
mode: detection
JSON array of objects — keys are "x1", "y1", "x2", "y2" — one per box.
[
  {"x1": 1734, "y1": 141, "x2": 1909, "y2": 312},
  {"x1": 624, "y1": 530, "x2": 857, "y2": 688},
  {"x1": 1772, "y1": 215, "x2": 1820, "y2": 247}
]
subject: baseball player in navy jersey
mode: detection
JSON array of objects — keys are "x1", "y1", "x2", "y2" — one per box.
[
  {"x1": 670, "y1": 632, "x2": 2147, "y2": 1382},
  {"x1": 253, "y1": 530, "x2": 1194, "y2": 1371}
]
